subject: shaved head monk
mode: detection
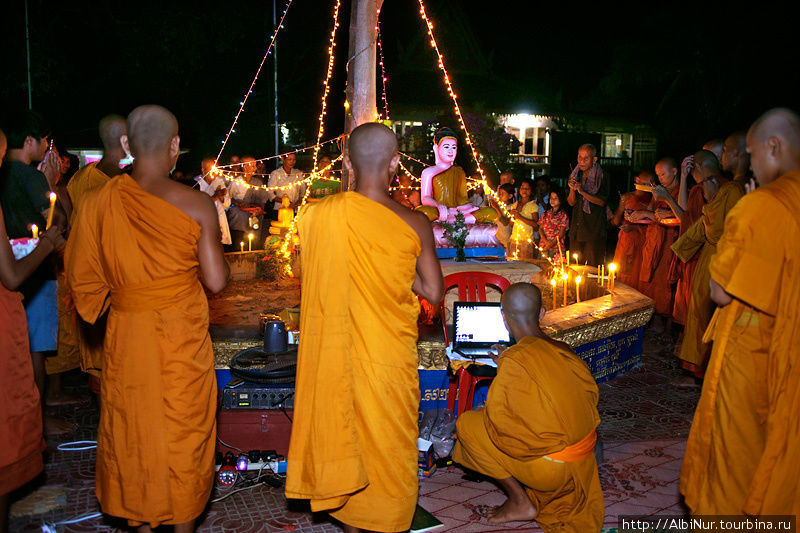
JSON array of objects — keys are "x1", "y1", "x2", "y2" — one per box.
[
  {"x1": 639, "y1": 157, "x2": 681, "y2": 337},
  {"x1": 64, "y1": 114, "x2": 127, "y2": 392},
  {"x1": 286, "y1": 122, "x2": 443, "y2": 533},
  {"x1": 671, "y1": 148, "x2": 742, "y2": 382},
  {"x1": 66, "y1": 105, "x2": 229, "y2": 532},
  {"x1": 454, "y1": 283, "x2": 603, "y2": 530},
  {"x1": 682, "y1": 108, "x2": 800, "y2": 517},
  {"x1": 1, "y1": 128, "x2": 64, "y2": 533},
  {"x1": 611, "y1": 170, "x2": 654, "y2": 291}
]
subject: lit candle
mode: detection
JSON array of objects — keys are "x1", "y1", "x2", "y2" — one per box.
[
  {"x1": 566, "y1": 249, "x2": 571, "y2": 266},
  {"x1": 550, "y1": 278, "x2": 557, "y2": 309},
  {"x1": 601, "y1": 264, "x2": 605, "y2": 286},
  {"x1": 573, "y1": 252, "x2": 579, "y2": 265},
  {"x1": 609, "y1": 263, "x2": 617, "y2": 292},
  {"x1": 575, "y1": 275, "x2": 582, "y2": 303},
  {"x1": 45, "y1": 192, "x2": 56, "y2": 229},
  {"x1": 240, "y1": 241, "x2": 245, "y2": 253},
  {"x1": 556, "y1": 240, "x2": 563, "y2": 268},
  {"x1": 248, "y1": 233, "x2": 254, "y2": 252},
  {"x1": 31, "y1": 223, "x2": 39, "y2": 239},
  {"x1": 561, "y1": 271, "x2": 568, "y2": 307}
]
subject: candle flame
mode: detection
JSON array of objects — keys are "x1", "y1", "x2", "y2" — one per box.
[
  {"x1": 550, "y1": 278, "x2": 556, "y2": 286},
  {"x1": 560, "y1": 271, "x2": 568, "y2": 281},
  {"x1": 576, "y1": 275, "x2": 582, "y2": 284},
  {"x1": 608, "y1": 263, "x2": 617, "y2": 273},
  {"x1": 49, "y1": 192, "x2": 56, "y2": 201}
]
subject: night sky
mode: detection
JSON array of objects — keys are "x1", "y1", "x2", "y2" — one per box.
[{"x1": 1, "y1": 0, "x2": 798, "y2": 173}]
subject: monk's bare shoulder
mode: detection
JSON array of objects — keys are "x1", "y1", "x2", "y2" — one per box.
[
  {"x1": 386, "y1": 200, "x2": 434, "y2": 243},
  {"x1": 158, "y1": 180, "x2": 218, "y2": 228}
]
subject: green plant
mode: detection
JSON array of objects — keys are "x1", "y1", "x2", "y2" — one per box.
[
  {"x1": 438, "y1": 212, "x2": 469, "y2": 262},
  {"x1": 253, "y1": 238, "x2": 290, "y2": 281}
]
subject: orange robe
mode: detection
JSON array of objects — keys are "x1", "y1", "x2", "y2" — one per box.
[
  {"x1": 672, "y1": 184, "x2": 706, "y2": 324},
  {"x1": 66, "y1": 174, "x2": 216, "y2": 527},
  {"x1": 453, "y1": 336, "x2": 603, "y2": 532},
  {"x1": 672, "y1": 178, "x2": 745, "y2": 375},
  {"x1": 65, "y1": 162, "x2": 113, "y2": 379},
  {"x1": 0, "y1": 283, "x2": 45, "y2": 495},
  {"x1": 286, "y1": 193, "x2": 422, "y2": 532},
  {"x1": 638, "y1": 186, "x2": 679, "y2": 316},
  {"x1": 681, "y1": 171, "x2": 800, "y2": 516},
  {"x1": 613, "y1": 192, "x2": 651, "y2": 291}
]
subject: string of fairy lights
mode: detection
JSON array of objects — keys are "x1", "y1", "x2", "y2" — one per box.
[
  {"x1": 278, "y1": 0, "x2": 342, "y2": 273},
  {"x1": 210, "y1": 0, "x2": 565, "y2": 274},
  {"x1": 376, "y1": 14, "x2": 390, "y2": 121},
  {"x1": 215, "y1": 0, "x2": 294, "y2": 165}
]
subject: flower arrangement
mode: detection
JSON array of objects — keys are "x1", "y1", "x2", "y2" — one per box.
[{"x1": 438, "y1": 212, "x2": 469, "y2": 262}]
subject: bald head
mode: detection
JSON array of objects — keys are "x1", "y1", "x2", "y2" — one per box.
[
  {"x1": 501, "y1": 282, "x2": 543, "y2": 328},
  {"x1": 98, "y1": 114, "x2": 126, "y2": 151},
  {"x1": 747, "y1": 108, "x2": 800, "y2": 185},
  {"x1": 347, "y1": 122, "x2": 398, "y2": 181},
  {"x1": 694, "y1": 150, "x2": 721, "y2": 172},
  {"x1": 721, "y1": 131, "x2": 748, "y2": 175},
  {"x1": 125, "y1": 105, "x2": 178, "y2": 157},
  {"x1": 702, "y1": 139, "x2": 724, "y2": 163}
]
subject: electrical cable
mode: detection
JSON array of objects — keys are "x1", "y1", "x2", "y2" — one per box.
[{"x1": 216, "y1": 435, "x2": 244, "y2": 453}]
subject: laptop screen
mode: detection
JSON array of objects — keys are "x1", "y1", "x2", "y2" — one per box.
[{"x1": 453, "y1": 302, "x2": 511, "y2": 345}]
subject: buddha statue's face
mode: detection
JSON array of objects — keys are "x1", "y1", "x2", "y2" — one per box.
[
  {"x1": 434, "y1": 138, "x2": 457, "y2": 166},
  {"x1": 281, "y1": 196, "x2": 291, "y2": 208}
]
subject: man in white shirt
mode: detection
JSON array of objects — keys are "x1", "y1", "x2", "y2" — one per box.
[
  {"x1": 267, "y1": 152, "x2": 305, "y2": 220},
  {"x1": 194, "y1": 157, "x2": 231, "y2": 245}
]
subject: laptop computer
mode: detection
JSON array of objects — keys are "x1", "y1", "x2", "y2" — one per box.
[{"x1": 452, "y1": 301, "x2": 512, "y2": 358}]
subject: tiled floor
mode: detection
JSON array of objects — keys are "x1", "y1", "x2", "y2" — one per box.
[{"x1": 9, "y1": 329, "x2": 699, "y2": 532}]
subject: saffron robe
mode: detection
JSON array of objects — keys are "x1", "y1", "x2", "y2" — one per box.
[
  {"x1": 454, "y1": 336, "x2": 603, "y2": 532},
  {"x1": 638, "y1": 186, "x2": 679, "y2": 316},
  {"x1": 672, "y1": 184, "x2": 706, "y2": 325},
  {"x1": 286, "y1": 192, "x2": 422, "y2": 532},
  {"x1": 66, "y1": 174, "x2": 216, "y2": 527},
  {"x1": 64, "y1": 162, "x2": 113, "y2": 377},
  {"x1": 681, "y1": 171, "x2": 800, "y2": 516},
  {"x1": 0, "y1": 283, "x2": 45, "y2": 494},
  {"x1": 613, "y1": 192, "x2": 651, "y2": 291},
  {"x1": 672, "y1": 179, "x2": 745, "y2": 374}
]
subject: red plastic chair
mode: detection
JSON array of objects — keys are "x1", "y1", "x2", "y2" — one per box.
[{"x1": 441, "y1": 271, "x2": 511, "y2": 417}]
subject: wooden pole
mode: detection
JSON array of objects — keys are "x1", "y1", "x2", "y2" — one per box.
[{"x1": 342, "y1": 0, "x2": 382, "y2": 191}]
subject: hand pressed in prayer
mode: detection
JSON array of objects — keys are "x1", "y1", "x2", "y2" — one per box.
[
  {"x1": 745, "y1": 177, "x2": 758, "y2": 194},
  {"x1": 38, "y1": 150, "x2": 61, "y2": 183}
]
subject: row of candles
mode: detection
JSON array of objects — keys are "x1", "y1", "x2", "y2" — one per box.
[
  {"x1": 548, "y1": 260, "x2": 618, "y2": 311},
  {"x1": 240, "y1": 233, "x2": 255, "y2": 253}
]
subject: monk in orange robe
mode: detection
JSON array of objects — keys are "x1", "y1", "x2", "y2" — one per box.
[
  {"x1": 285, "y1": 123, "x2": 443, "y2": 533},
  {"x1": 672, "y1": 142, "x2": 748, "y2": 378},
  {"x1": 681, "y1": 108, "x2": 800, "y2": 516},
  {"x1": 611, "y1": 171, "x2": 653, "y2": 291},
  {"x1": 66, "y1": 106, "x2": 229, "y2": 531},
  {"x1": 0, "y1": 129, "x2": 64, "y2": 531},
  {"x1": 453, "y1": 283, "x2": 603, "y2": 531},
  {"x1": 64, "y1": 115, "x2": 127, "y2": 390},
  {"x1": 639, "y1": 158, "x2": 680, "y2": 335}
]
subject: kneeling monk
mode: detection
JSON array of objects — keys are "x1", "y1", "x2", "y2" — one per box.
[
  {"x1": 286, "y1": 123, "x2": 443, "y2": 533},
  {"x1": 453, "y1": 283, "x2": 604, "y2": 532},
  {"x1": 67, "y1": 105, "x2": 229, "y2": 531}
]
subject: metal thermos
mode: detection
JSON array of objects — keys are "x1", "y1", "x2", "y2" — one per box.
[{"x1": 262, "y1": 316, "x2": 288, "y2": 354}]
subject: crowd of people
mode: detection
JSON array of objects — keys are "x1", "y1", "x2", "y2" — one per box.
[{"x1": 1, "y1": 106, "x2": 799, "y2": 533}]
